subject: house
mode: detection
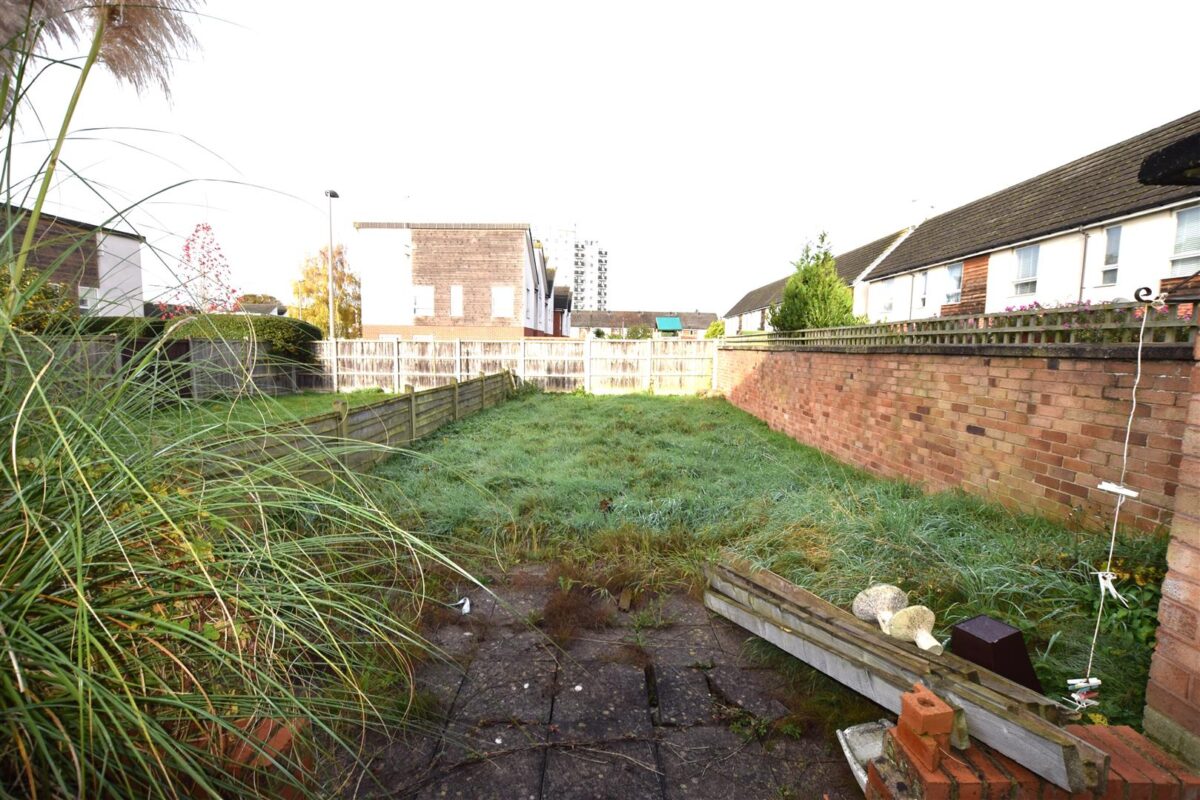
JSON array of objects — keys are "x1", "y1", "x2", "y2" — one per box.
[
  {"x1": 553, "y1": 284, "x2": 572, "y2": 336},
  {"x1": 723, "y1": 229, "x2": 911, "y2": 334},
  {"x1": 10, "y1": 208, "x2": 144, "y2": 317},
  {"x1": 572, "y1": 310, "x2": 717, "y2": 339},
  {"x1": 859, "y1": 110, "x2": 1200, "y2": 321},
  {"x1": 354, "y1": 222, "x2": 559, "y2": 340}
]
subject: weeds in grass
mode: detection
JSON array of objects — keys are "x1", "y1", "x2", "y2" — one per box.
[{"x1": 374, "y1": 392, "x2": 1167, "y2": 727}]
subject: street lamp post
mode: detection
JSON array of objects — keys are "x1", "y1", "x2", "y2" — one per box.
[{"x1": 325, "y1": 189, "x2": 340, "y2": 391}]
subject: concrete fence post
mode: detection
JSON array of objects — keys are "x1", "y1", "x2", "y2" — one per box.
[
  {"x1": 584, "y1": 337, "x2": 592, "y2": 393},
  {"x1": 331, "y1": 339, "x2": 340, "y2": 394},
  {"x1": 392, "y1": 339, "x2": 401, "y2": 394},
  {"x1": 451, "y1": 378, "x2": 459, "y2": 421},
  {"x1": 711, "y1": 339, "x2": 719, "y2": 393},
  {"x1": 643, "y1": 339, "x2": 652, "y2": 391}
]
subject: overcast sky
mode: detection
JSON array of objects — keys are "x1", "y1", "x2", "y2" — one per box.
[{"x1": 18, "y1": 0, "x2": 1200, "y2": 316}]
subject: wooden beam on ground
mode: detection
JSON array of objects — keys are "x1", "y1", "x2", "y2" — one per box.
[{"x1": 705, "y1": 559, "x2": 1108, "y2": 794}]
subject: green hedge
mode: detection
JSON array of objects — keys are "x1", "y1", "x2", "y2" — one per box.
[
  {"x1": 165, "y1": 315, "x2": 322, "y2": 363},
  {"x1": 67, "y1": 316, "x2": 167, "y2": 338}
]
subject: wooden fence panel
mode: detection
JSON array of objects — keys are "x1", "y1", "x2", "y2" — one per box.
[{"x1": 314, "y1": 338, "x2": 716, "y2": 395}]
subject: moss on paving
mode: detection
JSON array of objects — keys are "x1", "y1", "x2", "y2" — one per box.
[{"x1": 372, "y1": 392, "x2": 1167, "y2": 727}]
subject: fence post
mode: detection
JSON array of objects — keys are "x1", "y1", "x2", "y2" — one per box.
[
  {"x1": 392, "y1": 339, "x2": 401, "y2": 394},
  {"x1": 711, "y1": 339, "x2": 719, "y2": 393},
  {"x1": 331, "y1": 338, "x2": 340, "y2": 393},
  {"x1": 455, "y1": 339, "x2": 462, "y2": 381},
  {"x1": 643, "y1": 339, "x2": 652, "y2": 391},
  {"x1": 519, "y1": 338, "x2": 527, "y2": 383},
  {"x1": 451, "y1": 378, "x2": 459, "y2": 420},
  {"x1": 405, "y1": 384, "x2": 416, "y2": 444},
  {"x1": 584, "y1": 337, "x2": 592, "y2": 393},
  {"x1": 479, "y1": 370, "x2": 486, "y2": 407}
]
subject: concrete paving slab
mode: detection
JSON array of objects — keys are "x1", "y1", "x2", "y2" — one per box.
[
  {"x1": 451, "y1": 661, "x2": 556, "y2": 726},
  {"x1": 705, "y1": 666, "x2": 790, "y2": 722},
  {"x1": 542, "y1": 740, "x2": 663, "y2": 799},
  {"x1": 658, "y1": 725, "x2": 777, "y2": 799},
  {"x1": 637, "y1": 625, "x2": 722, "y2": 667},
  {"x1": 552, "y1": 662, "x2": 654, "y2": 741},
  {"x1": 762, "y1": 734, "x2": 860, "y2": 799},
  {"x1": 653, "y1": 666, "x2": 719, "y2": 727},
  {"x1": 414, "y1": 749, "x2": 543, "y2": 800},
  {"x1": 471, "y1": 627, "x2": 559, "y2": 665}
]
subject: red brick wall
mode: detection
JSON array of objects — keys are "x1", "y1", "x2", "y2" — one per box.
[
  {"x1": 717, "y1": 347, "x2": 1191, "y2": 531},
  {"x1": 411, "y1": 228, "x2": 527, "y2": 328},
  {"x1": 1144, "y1": 338, "x2": 1200, "y2": 765}
]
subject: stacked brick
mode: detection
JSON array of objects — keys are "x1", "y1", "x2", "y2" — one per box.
[
  {"x1": 1144, "y1": 338, "x2": 1200, "y2": 759},
  {"x1": 718, "y1": 348, "x2": 1192, "y2": 531},
  {"x1": 866, "y1": 685, "x2": 1200, "y2": 799}
]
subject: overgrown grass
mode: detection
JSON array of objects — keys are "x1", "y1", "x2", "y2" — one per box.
[{"x1": 373, "y1": 392, "x2": 1168, "y2": 727}]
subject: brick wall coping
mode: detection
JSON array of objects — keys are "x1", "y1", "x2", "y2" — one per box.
[{"x1": 720, "y1": 343, "x2": 1195, "y2": 360}]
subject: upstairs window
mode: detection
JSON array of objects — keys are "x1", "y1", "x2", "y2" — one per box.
[
  {"x1": 413, "y1": 285, "x2": 434, "y2": 317},
  {"x1": 1172, "y1": 206, "x2": 1200, "y2": 277},
  {"x1": 945, "y1": 262, "x2": 963, "y2": 304},
  {"x1": 491, "y1": 286, "x2": 515, "y2": 318},
  {"x1": 450, "y1": 285, "x2": 463, "y2": 317},
  {"x1": 880, "y1": 278, "x2": 894, "y2": 315},
  {"x1": 916, "y1": 270, "x2": 929, "y2": 309},
  {"x1": 1014, "y1": 245, "x2": 1039, "y2": 295},
  {"x1": 1102, "y1": 226, "x2": 1121, "y2": 285}
]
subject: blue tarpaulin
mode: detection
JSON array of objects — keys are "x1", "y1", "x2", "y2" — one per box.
[{"x1": 655, "y1": 316, "x2": 683, "y2": 331}]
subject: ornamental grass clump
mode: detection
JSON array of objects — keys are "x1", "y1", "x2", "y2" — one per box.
[{"x1": 1, "y1": 4, "x2": 470, "y2": 796}]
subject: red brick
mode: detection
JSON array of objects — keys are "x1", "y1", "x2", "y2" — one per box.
[
  {"x1": 887, "y1": 728, "x2": 953, "y2": 800},
  {"x1": 1117, "y1": 726, "x2": 1200, "y2": 800},
  {"x1": 895, "y1": 721, "x2": 948, "y2": 772},
  {"x1": 980, "y1": 747, "x2": 1043, "y2": 798},
  {"x1": 900, "y1": 685, "x2": 956, "y2": 736},
  {"x1": 1087, "y1": 726, "x2": 1182, "y2": 800}
]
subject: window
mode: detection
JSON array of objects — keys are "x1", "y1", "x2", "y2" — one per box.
[
  {"x1": 1014, "y1": 245, "x2": 1039, "y2": 294},
  {"x1": 1102, "y1": 226, "x2": 1121, "y2": 285},
  {"x1": 945, "y1": 262, "x2": 963, "y2": 304},
  {"x1": 491, "y1": 286, "x2": 515, "y2": 318},
  {"x1": 880, "y1": 279, "x2": 894, "y2": 314},
  {"x1": 450, "y1": 285, "x2": 463, "y2": 317},
  {"x1": 916, "y1": 271, "x2": 929, "y2": 309},
  {"x1": 1172, "y1": 207, "x2": 1200, "y2": 277},
  {"x1": 413, "y1": 285, "x2": 434, "y2": 317}
]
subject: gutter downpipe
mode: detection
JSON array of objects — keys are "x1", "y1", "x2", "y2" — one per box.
[{"x1": 1075, "y1": 226, "x2": 1090, "y2": 304}]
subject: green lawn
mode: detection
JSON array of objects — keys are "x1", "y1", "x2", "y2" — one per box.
[
  {"x1": 137, "y1": 388, "x2": 390, "y2": 437},
  {"x1": 372, "y1": 391, "x2": 1167, "y2": 726}
]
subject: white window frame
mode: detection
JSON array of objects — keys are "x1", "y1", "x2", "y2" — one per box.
[
  {"x1": 491, "y1": 285, "x2": 515, "y2": 319},
  {"x1": 1014, "y1": 245, "x2": 1039, "y2": 295},
  {"x1": 880, "y1": 278, "x2": 894, "y2": 315},
  {"x1": 1171, "y1": 206, "x2": 1200, "y2": 278},
  {"x1": 916, "y1": 270, "x2": 929, "y2": 309},
  {"x1": 1101, "y1": 226, "x2": 1121, "y2": 286},
  {"x1": 450, "y1": 284, "x2": 463, "y2": 318},
  {"x1": 945, "y1": 262, "x2": 963, "y2": 304},
  {"x1": 413, "y1": 285, "x2": 434, "y2": 317}
]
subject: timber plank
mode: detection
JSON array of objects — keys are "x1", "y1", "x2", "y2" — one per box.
[{"x1": 705, "y1": 563, "x2": 1108, "y2": 794}]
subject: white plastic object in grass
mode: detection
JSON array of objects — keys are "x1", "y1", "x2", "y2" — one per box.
[
  {"x1": 886, "y1": 605, "x2": 944, "y2": 655},
  {"x1": 852, "y1": 584, "x2": 909, "y2": 632}
]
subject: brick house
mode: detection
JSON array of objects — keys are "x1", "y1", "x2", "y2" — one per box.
[
  {"x1": 723, "y1": 229, "x2": 911, "y2": 334},
  {"x1": 355, "y1": 222, "x2": 560, "y2": 340},
  {"x1": 859, "y1": 109, "x2": 1200, "y2": 321},
  {"x1": 9, "y1": 208, "x2": 145, "y2": 317}
]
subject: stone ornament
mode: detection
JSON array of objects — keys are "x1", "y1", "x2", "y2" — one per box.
[{"x1": 851, "y1": 584, "x2": 908, "y2": 632}]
